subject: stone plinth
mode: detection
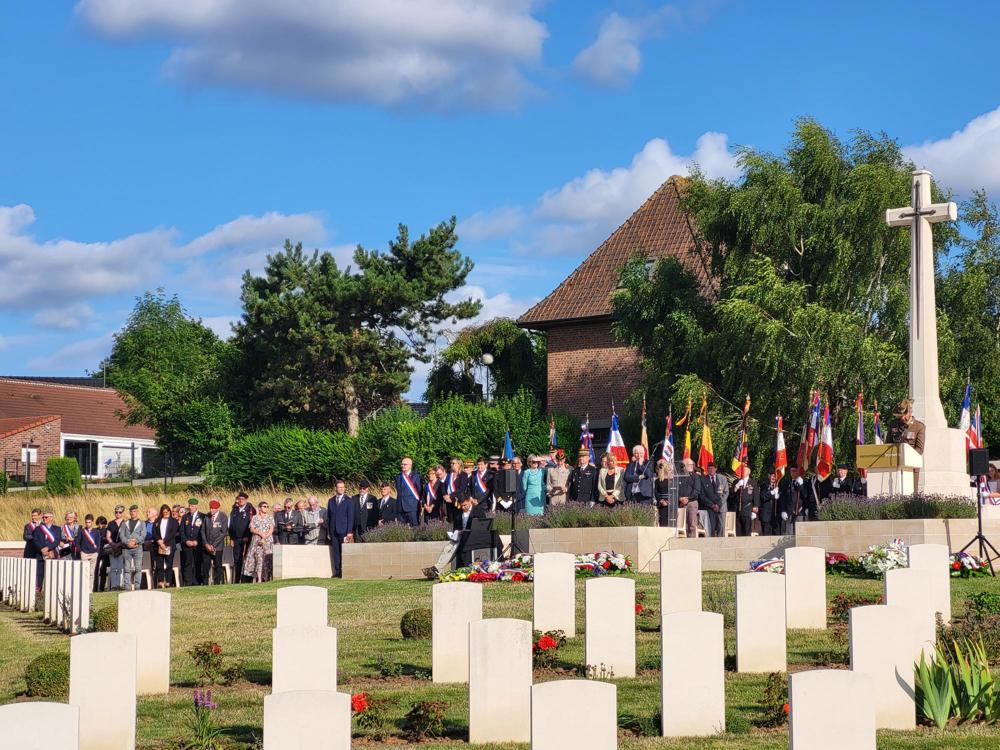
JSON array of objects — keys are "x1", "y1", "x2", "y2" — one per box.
[
  {"x1": 530, "y1": 680, "x2": 616, "y2": 749},
  {"x1": 784, "y1": 546, "x2": 826, "y2": 629},
  {"x1": 272, "y1": 625, "x2": 338, "y2": 693},
  {"x1": 272, "y1": 544, "x2": 334, "y2": 580},
  {"x1": 71, "y1": 632, "x2": 137, "y2": 750},
  {"x1": 850, "y1": 605, "x2": 917, "y2": 729},
  {"x1": 795, "y1": 519, "x2": 994, "y2": 558},
  {"x1": 263, "y1": 690, "x2": 350, "y2": 750},
  {"x1": 908, "y1": 543, "x2": 951, "y2": 622},
  {"x1": 735, "y1": 573, "x2": 786, "y2": 672},
  {"x1": 529, "y1": 526, "x2": 676, "y2": 572},
  {"x1": 432, "y1": 582, "x2": 482, "y2": 683},
  {"x1": 276, "y1": 585, "x2": 328, "y2": 627},
  {"x1": 468, "y1": 618, "x2": 532, "y2": 743},
  {"x1": 0, "y1": 702, "x2": 80, "y2": 748},
  {"x1": 884, "y1": 568, "x2": 936, "y2": 658},
  {"x1": 118, "y1": 590, "x2": 171, "y2": 695},
  {"x1": 667, "y1": 535, "x2": 794, "y2": 571},
  {"x1": 532, "y1": 552, "x2": 576, "y2": 636},
  {"x1": 661, "y1": 611, "x2": 724, "y2": 736},
  {"x1": 585, "y1": 577, "x2": 636, "y2": 678},
  {"x1": 790, "y1": 669, "x2": 875, "y2": 749},
  {"x1": 659, "y1": 549, "x2": 702, "y2": 615}
]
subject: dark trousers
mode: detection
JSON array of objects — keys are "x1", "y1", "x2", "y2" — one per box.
[
  {"x1": 736, "y1": 513, "x2": 753, "y2": 537},
  {"x1": 401, "y1": 509, "x2": 419, "y2": 527},
  {"x1": 329, "y1": 533, "x2": 348, "y2": 577},
  {"x1": 180, "y1": 544, "x2": 203, "y2": 585},
  {"x1": 202, "y1": 546, "x2": 225, "y2": 584},
  {"x1": 707, "y1": 509, "x2": 724, "y2": 537},
  {"x1": 759, "y1": 504, "x2": 774, "y2": 536},
  {"x1": 153, "y1": 552, "x2": 174, "y2": 587},
  {"x1": 96, "y1": 554, "x2": 109, "y2": 591},
  {"x1": 231, "y1": 537, "x2": 248, "y2": 582}
]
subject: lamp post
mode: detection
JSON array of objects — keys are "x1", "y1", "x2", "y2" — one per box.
[{"x1": 481, "y1": 353, "x2": 494, "y2": 402}]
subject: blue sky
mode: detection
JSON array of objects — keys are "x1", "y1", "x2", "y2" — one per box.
[{"x1": 3, "y1": 1, "x2": 1000, "y2": 398}]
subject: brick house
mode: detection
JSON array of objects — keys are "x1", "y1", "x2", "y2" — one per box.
[
  {"x1": 518, "y1": 176, "x2": 715, "y2": 431},
  {"x1": 0, "y1": 378, "x2": 158, "y2": 482}
]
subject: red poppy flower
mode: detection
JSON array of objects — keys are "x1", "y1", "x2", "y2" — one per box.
[
  {"x1": 351, "y1": 692, "x2": 368, "y2": 713},
  {"x1": 635, "y1": 603, "x2": 644, "y2": 614},
  {"x1": 782, "y1": 703, "x2": 790, "y2": 715},
  {"x1": 952, "y1": 561, "x2": 961, "y2": 570},
  {"x1": 212, "y1": 644, "x2": 221, "y2": 655},
  {"x1": 512, "y1": 571, "x2": 525, "y2": 582},
  {"x1": 602, "y1": 560, "x2": 612, "y2": 570},
  {"x1": 536, "y1": 635, "x2": 558, "y2": 651}
]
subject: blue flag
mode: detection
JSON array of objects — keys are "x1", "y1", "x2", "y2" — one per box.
[{"x1": 503, "y1": 429, "x2": 515, "y2": 460}]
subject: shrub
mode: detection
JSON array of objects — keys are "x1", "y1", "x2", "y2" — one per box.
[
  {"x1": 0, "y1": 469, "x2": 7, "y2": 495},
  {"x1": 25, "y1": 651, "x2": 70, "y2": 698},
  {"x1": 966, "y1": 592, "x2": 1000, "y2": 617},
  {"x1": 92, "y1": 605, "x2": 117, "y2": 632},
  {"x1": 819, "y1": 493, "x2": 976, "y2": 521},
  {"x1": 755, "y1": 672, "x2": 788, "y2": 728},
  {"x1": 188, "y1": 641, "x2": 224, "y2": 684},
  {"x1": 402, "y1": 700, "x2": 447, "y2": 740},
  {"x1": 364, "y1": 521, "x2": 450, "y2": 544},
  {"x1": 829, "y1": 592, "x2": 882, "y2": 623},
  {"x1": 532, "y1": 629, "x2": 567, "y2": 669},
  {"x1": 940, "y1": 610, "x2": 1000, "y2": 662},
  {"x1": 703, "y1": 583, "x2": 735, "y2": 628},
  {"x1": 354, "y1": 694, "x2": 395, "y2": 740},
  {"x1": 400, "y1": 608, "x2": 433, "y2": 639},
  {"x1": 44, "y1": 457, "x2": 83, "y2": 495}
]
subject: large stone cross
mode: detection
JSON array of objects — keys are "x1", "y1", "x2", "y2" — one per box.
[{"x1": 885, "y1": 169, "x2": 957, "y2": 430}]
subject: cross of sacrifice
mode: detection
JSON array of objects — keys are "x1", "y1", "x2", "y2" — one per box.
[{"x1": 885, "y1": 169, "x2": 957, "y2": 427}]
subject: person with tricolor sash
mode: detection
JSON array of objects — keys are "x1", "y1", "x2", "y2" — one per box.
[
  {"x1": 441, "y1": 457, "x2": 469, "y2": 523},
  {"x1": 33, "y1": 511, "x2": 60, "y2": 585},
  {"x1": 394, "y1": 456, "x2": 423, "y2": 527}
]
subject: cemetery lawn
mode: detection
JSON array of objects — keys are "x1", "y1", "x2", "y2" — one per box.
[{"x1": 3, "y1": 573, "x2": 1000, "y2": 748}]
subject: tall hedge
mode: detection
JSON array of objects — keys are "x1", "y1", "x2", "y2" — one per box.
[
  {"x1": 214, "y1": 392, "x2": 569, "y2": 488},
  {"x1": 45, "y1": 457, "x2": 83, "y2": 495}
]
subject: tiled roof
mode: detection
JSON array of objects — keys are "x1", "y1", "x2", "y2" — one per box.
[
  {"x1": 518, "y1": 176, "x2": 715, "y2": 328},
  {"x1": 0, "y1": 415, "x2": 60, "y2": 440},
  {"x1": 0, "y1": 378, "x2": 156, "y2": 440}
]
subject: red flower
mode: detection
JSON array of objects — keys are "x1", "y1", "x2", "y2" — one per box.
[
  {"x1": 351, "y1": 692, "x2": 368, "y2": 713},
  {"x1": 602, "y1": 560, "x2": 612, "y2": 570},
  {"x1": 952, "y1": 561, "x2": 961, "y2": 570},
  {"x1": 635, "y1": 603, "x2": 644, "y2": 614},
  {"x1": 536, "y1": 635, "x2": 558, "y2": 651},
  {"x1": 782, "y1": 703, "x2": 789, "y2": 715},
  {"x1": 512, "y1": 571, "x2": 525, "y2": 582},
  {"x1": 211, "y1": 644, "x2": 221, "y2": 655}
]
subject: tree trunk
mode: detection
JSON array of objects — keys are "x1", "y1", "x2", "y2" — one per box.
[{"x1": 345, "y1": 380, "x2": 360, "y2": 437}]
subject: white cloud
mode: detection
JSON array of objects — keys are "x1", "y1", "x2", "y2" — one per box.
[
  {"x1": 25, "y1": 332, "x2": 115, "y2": 372},
  {"x1": 200, "y1": 315, "x2": 238, "y2": 340},
  {"x1": 76, "y1": 0, "x2": 548, "y2": 111},
  {"x1": 457, "y1": 207, "x2": 526, "y2": 242},
  {"x1": 180, "y1": 211, "x2": 327, "y2": 258},
  {"x1": 572, "y1": 13, "x2": 644, "y2": 88},
  {"x1": 904, "y1": 105, "x2": 1000, "y2": 193},
  {"x1": 33, "y1": 304, "x2": 95, "y2": 331}
]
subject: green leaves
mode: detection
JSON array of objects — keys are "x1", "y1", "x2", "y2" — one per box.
[
  {"x1": 914, "y1": 638, "x2": 1000, "y2": 728},
  {"x1": 916, "y1": 648, "x2": 955, "y2": 729}
]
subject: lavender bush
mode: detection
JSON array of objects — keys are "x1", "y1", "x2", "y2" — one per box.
[{"x1": 819, "y1": 493, "x2": 976, "y2": 521}]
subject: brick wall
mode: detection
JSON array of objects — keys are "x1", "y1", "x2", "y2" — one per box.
[
  {"x1": 1, "y1": 418, "x2": 61, "y2": 483},
  {"x1": 546, "y1": 320, "x2": 643, "y2": 418}
]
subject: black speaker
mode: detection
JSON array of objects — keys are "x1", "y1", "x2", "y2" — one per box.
[
  {"x1": 969, "y1": 448, "x2": 990, "y2": 476},
  {"x1": 497, "y1": 468, "x2": 519, "y2": 495},
  {"x1": 511, "y1": 529, "x2": 530, "y2": 555}
]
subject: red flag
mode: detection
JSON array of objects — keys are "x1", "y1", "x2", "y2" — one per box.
[
  {"x1": 816, "y1": 401, "x2": 834, "y2": 481},
  {"x1": 774, "y1": 415, "x2": 788, "y2": 480}
]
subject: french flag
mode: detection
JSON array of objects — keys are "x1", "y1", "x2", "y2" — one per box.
[
  {"x1": 609, "y1": 413, "x2": 629, "y2": 468},
  {"x1": 816, "y1": 401, "x2": 834, "y2": 481},
  {"x1": 959, "y1": 382, "x2": 973, "y2": 450}
]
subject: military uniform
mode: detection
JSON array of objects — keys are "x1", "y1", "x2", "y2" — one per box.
[
  {"x1": 568, "y1": 462, "x2": 599, "y2": 506},
  {"x1": 732, "y1": 477, "x2": 759, "y2": 537},
  {"x1": 200, "y1": 507, "x2": 228, "y2": 585},
  {"x1": 889, "y1": 417, "x2": 925, "y2": 454}
]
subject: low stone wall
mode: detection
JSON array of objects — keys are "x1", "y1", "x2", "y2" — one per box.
[
  {"x1": 528, "y1": 526, "x2": 676, "y2": 572},
  {"x1": 666, "y1": 535, "x2": 795, "y2": 571},
  {"x1": 273, "y1": 544, "x2": 333, "y2": 580},
  {"x1": 342, "y1": 541, "x2": 442, "y2": 580},
  {"x1": 0, "y1": 542, "x2": 25, "y2": 559},
  {"x1": 795, "y1": 518, "x2": 1000, "y2": 556}
]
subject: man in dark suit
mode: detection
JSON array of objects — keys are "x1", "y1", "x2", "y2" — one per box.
[
  {"x1": 326, "y1": 480, "x2": 356, "y2": 578},
  {"x1": 33, "y1": 511, "x2": 61, "y2": 585},
  {"x1": 228, "y1": 492, "x2": 254, "y2": 583},
  {"x1": 758, "y1": 469, "x2": 781, "y2": 536},
  {"x1": 702, "y1": 462, "x2": 730, "y2": 537},
  {"x1": 624, "y1": 446, "x2": 654, "y2": 505},
  {"x1": 452, "y1": 492, "x2": 488, "y2": 567},
  {"x1": 352, "y1": 480, "x2": 376, "y2": 539},
  {"x1": 375, "y1": 482, "x2": 400, "y2": 526},
  {"x1": 394, "y1": 457, "x2": 422, "y2": 527},
  {"x1": 779, "y1": 466, "x2": 806, "y2": 533},
  {"x1": 200, "y1": 499, "x2": 228, "y2": 585},
  {"x1": 23, "y1": 508, "x2": 41, "y2": 561},
  {"x1": 179, "y1": 498, "x2": 205, "y2": 586},
  {"x1": 732, "y1": 464, "x2": 759, "y2": 537},
  {"x1": 441, "y1": 458, "x2": 469, "y2": 523},
  {"x1": 470, "y1": 457, "x2": 493, "y2": 510},
  {"x1": 822, "y1": 464, "x2": 861, "y2": 500}
]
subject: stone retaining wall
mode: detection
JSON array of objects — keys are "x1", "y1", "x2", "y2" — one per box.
[
  {"x1": 794, "y1": 519, "x2": 1000, "y2": 557},
  {"x1": 666, "y1": 535, "x2": 795, "y2": 571}
]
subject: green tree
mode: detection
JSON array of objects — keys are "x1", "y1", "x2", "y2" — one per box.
[
  {"x1": 424, "y1": 318, "x2": 546, "y2": 405},
  {"x1": 613, "y1": 118, "x2": 975, "y2": 468},
  {"x1": 230, "y1": 219, "x2": 480, "y2": 435},
  {"x1": 101, "y1": 291, "x2": 234, "y2": 468}
]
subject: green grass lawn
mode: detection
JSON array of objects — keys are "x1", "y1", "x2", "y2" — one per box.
[{"x1": 2, "y1": 572, "x2": 1000, "y2": 748}]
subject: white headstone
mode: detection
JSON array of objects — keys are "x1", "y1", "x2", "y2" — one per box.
[
  {"x1": 531, "y1": 680, "x2": 617, "y2": 750},
  {"x1": 44, "y1": 559, "x2": 55, "y2": 622},
  {"x1": 469, "y1": 618, "x2": 532, "y2": 743},
  {"x1": 66, "y1": 560, "x2": 91, "y2": 635},
  {"x1": 533, "y1": 552, "x2": 576, "y2": 636},
  {"x1": 71, "y1": 632, "x2": 137, "y2": 750},
  {"x1": 849, "y1": 604, "x2": 918, "y2": 729},
  {"x1": 885, "y1": 170, "x2": 970, "y2": 495},
  {"x1": 0, "y1": 701, "x2": 80, "y2": 749},
  {"x1": 907, "y1": 543, "x2": 951, "y2": 622},
  {"x1": 735, "y1": 572, "x2": 786, "y2": 672},
  {"x1": 272, "y1": 624, "x2": 338, "y2": 693},
  {"x1": 884, "y1": 567, "x2": 937, "y2": 658},
  {"x1": 118, "y1": 590, "x2": 171, "y2": 695},
  {"x1": 659, "y1": 549, "x2": 702, "y2": 615},
  {"x1": 661, "y1": 611, "x2": 724, "y2": 736},
  {"x1": 276, "y1": 585, "x2": 328, "y2": 627},
  {"x1": 585, "y1": 577, "x2": 636, "y2": 678},
  {"x1": 432, "y1": 581, "x2": 482, "y2": 683},
  {"x1": 784, "y1": 546, "x2": 826, "y2": 629},
  {"x1": 263, "y1": 690, "x2": 351, "y2": 750},
  {"x1": 789, "y1": 669, "x2": 875, "y2": 749}
]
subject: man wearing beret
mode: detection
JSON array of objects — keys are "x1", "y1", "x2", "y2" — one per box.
[
  {"x1": 179, "y1": 498, "x2": 206, "y2": 586},
  {"x1": 200, "y1": 498, "x2": 228, "y2": 585}
]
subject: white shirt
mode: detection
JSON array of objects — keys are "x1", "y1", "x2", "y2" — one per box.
[
  {"x1": 159, "y1": 519, "x2": 170, "y2": 539},
  {"x1": 461, "y1": 510, "x2": 472, "y2": 529}
]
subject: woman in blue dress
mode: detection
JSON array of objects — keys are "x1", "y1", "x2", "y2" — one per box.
[{"x1": 523, "y1": 455, "x2": 546, "y2": 516}]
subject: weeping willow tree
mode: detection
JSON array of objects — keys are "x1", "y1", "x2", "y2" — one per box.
[{"x1": 612, "y1": 117, "x2": 999, "y2": 468}]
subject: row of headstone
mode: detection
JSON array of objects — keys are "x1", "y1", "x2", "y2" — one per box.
[
  {"x1": 0, "y1": 555, "x2": 38, "y2": 612},
  {"x1": 44, "y1": 559, "x2": 92, "y2": 634}
]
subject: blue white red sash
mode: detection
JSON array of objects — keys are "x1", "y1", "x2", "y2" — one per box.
[
  {"x1": 40, "y1": 525, "x2": 56, "y2": 543},
  {"x1": 400, "y1": 472, "x2": 420, "y2": 500},
  {"x1": 62, "y1": 524, "x2": 75, "y2": 541},
  {"x1": 425, "y1": 483, "x2": 436, "y2": 503},
  {"x1": 82, "y1": 528, "x2": 97, "y2": 548},
  {"x1": 447, "y1": 472, "x2": 456, "y2": 494},
  {"x1": 476, "y1": 471, "x2": 488, "y2": 493}
]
